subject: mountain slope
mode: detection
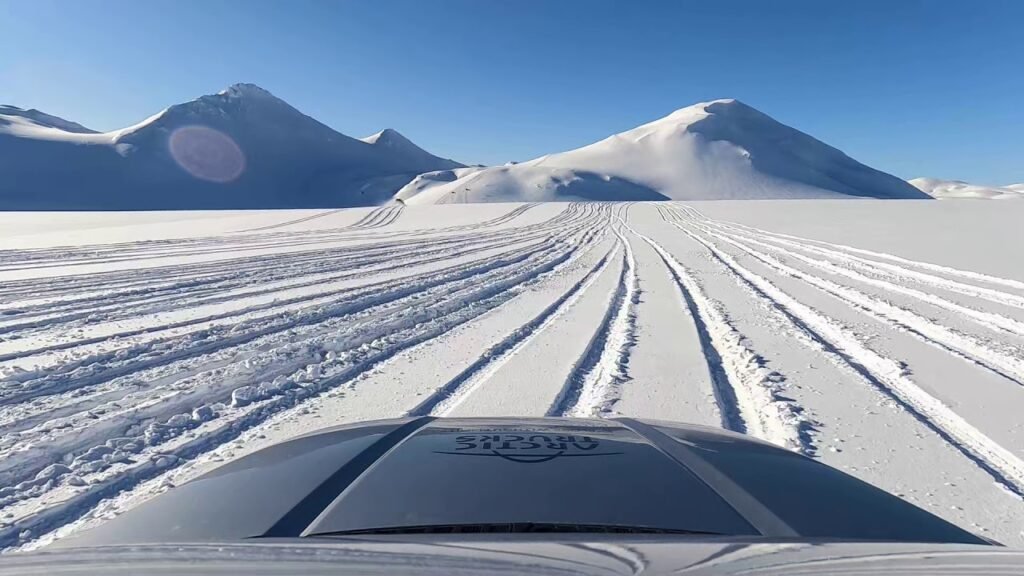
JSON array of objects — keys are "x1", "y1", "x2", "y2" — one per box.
[
  {"x1": 396, "y1": 99, "x2": 928, "y2": 204},
  {"x1": 0, "y1": 84, "x2": 463, "y2": 210},
  {"x1": 910, "y1": 177, "x2": 1024, "y2": 199},
  {"x1": 359, "y1": 128, "x2": 462, "y2": 174},
  {"x1": 0, "y1": 105, "x2": 98, "y2": 135}
]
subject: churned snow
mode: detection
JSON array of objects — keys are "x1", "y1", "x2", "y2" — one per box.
[{"x1": 2, "y1": 201, "x2": 1024, "y2": 550}]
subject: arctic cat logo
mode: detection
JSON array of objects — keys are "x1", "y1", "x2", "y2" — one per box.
[{"x1": 434, "y1": 434, "x2": 622, "y2": 463}]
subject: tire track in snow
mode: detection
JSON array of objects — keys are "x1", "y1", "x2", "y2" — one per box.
[
  {"x1": 0, "y1": 208, "x2": 447, "y2": 273},
  {"x1": 343, "y1": 205, "x2": 394, "y2": 229},
  {"x1": 0, "y1": 238, "x2": 585, "y2": 483},
  {"x1": 0, "y1": 229, "x2": 484, "y2": 303},
  {"x1": 669, "y1": 210, "x2": 1024, "y2": 498},
  {"x1": 230, "y1": 208, "x2": 349, "y2": 234},
  {"x1": 681, "y1": 205, "x2": 1024, "y2": 296},
  {"x1": 0, "y1": 237, "x2": 564, "y2": 407},
  {"x1": 409, "y1": 231, "x2": 615, "y2": 417},
  {"x1": 0, "y1": 237, "x2": 405, "y2": 296},
  {"x1": 625, "y1": 219, "x2": 810, "y2": 452},
  {"x1": 436, "y1": 202, "x2": 541, "y2": 232},
  {"x1": 673, "y1": 211, "x2": 1024, "y2": 388},
  {"x1": 482, "y1": 202, "x2": 539, "y2": 227},
  {"x1": 0, "y1": 228, "x2": 563, "y2": 341},
  {"x1": 747, "y1": 229, "x2": 1024, "y2": 312},
  {"x1": 1, "y1": 213, "x2": 419, "y2": 279},
  {"x1": 0, "y1": 215, "x2": 611, "y2": 544},
  {"x1": 1, "y1": 207, "x2": 594, "y2": 365},
  {"x1": 367, "y1": 204, "x2": 404, "y2": 229},
  {"x1": 549, "y1": 227, "x2": 640, "y2": 417},
  {"x1": 0, "y1": 211, "x2": 606, "y2": 434},
  {"x1": 0, "y1": 203, "x2": 568, "y2": 302},
  {"x1": 0, "y1": 218, "x2": 602, "y2": 430},
  {"x1": 0, "y1": 215, "x2": 603, "y2": 425},
  {"x1": 0, "y1": 232, "x2": 399, "y2": 274},
  {"x1": 0, "y1": 283, "x2": 550, "y2": 549},
  {"x1": 689, "y1": 210, "x2": 1024, "y2": 329}
]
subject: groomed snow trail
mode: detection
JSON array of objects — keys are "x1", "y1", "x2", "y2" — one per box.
[{"x1": 2, "y1": 201, "x2": 1024, "y2": 548}]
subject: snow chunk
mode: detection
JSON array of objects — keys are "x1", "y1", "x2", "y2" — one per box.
[
  {"x1": 231, "y1": 385, "x2": 258, "y2": 407},
  {"x1": 35, "y1": 464, "x2": 72, "y2": 481},
  {"x1": 192, "y1": 405, "x2": 216, "y2": 422},
  {"x1": 165, "y1": 413, "x2": 192, "y2": 428}
]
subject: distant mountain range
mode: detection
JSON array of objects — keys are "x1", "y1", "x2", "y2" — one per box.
[
  {"x1": 3, "y1": 86, "x2": 984, "y2": 209},
  {"x1": 909, "y1": 177, "x2": 1024, "y2": 200},
  {"x1": 0, "y1": 84, "x2": 462, "y2": 210}
]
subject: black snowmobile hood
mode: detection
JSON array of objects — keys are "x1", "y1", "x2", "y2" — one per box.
[{"x1": 52, "y1": 417, "x2": 989, "y2": 548}]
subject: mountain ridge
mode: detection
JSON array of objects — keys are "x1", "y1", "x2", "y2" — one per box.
[
  {"x1": 360, "y1": 128, "x2": 462, "y2": 172},
  {"x1": 0, "y1": 105, "x2": 98, "y2": 135},
  {"x1": 0, "y1": 83, "x2": 462, "y2": 210},
  {"x1": 909, "y1": 177, "x2": 1024, "y2": 200},
  {"x1": 397, "y1": 98, "x2": 929, "y2": 204},
  {"x1": 3, "y1": 88, "x2": 934, "y2": 209}
]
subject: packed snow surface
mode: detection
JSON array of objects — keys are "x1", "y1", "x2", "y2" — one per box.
[
  {"x1": 396, "y1": 100, "x2": 928, "y2": 204},
  {"x1": 2, "y1": 201, "x2": 1024, "y2": 550},
  {"x1": 0, "y1": 85, "x2": 462, "y2": 210},
  {"x1": 910, "y1": 177, "x2": 1024, "y2": 200}
]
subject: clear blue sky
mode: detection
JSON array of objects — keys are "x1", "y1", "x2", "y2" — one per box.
[{"x1": 2, "y1": 0, "x2": 1022, "y2": 184}]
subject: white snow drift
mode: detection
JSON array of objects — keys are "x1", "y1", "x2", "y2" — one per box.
[
  {"x1": 910, "y1": 177, "x2": 1024, "y2": 200},
  {"x1": 0, "y1": 85, "x2": 462, "y2": 210},
  {"x1": 396, "y1": 99, "x2": 929, "y2": 204}
]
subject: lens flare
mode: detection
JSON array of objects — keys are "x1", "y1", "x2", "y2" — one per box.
[{"x1": 168, "y1": 125, "x2": 246, "y2": 183}]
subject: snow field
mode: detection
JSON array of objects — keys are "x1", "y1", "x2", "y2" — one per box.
[{"x1": 1, "y1": 201, "x2": 1024, "y2": 548}]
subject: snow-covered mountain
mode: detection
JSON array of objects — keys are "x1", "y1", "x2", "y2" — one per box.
[
  {"x1": 909, "y1": 177, "x2": 1024, "y2": 200},
  {"x1": 0, "y1": 105, "x2": 98, "y2": 135},
  {"x1": 0, "y1": 84, "x2": 463, "y2": 210},
  {"x1": 396, "y1": 99, "x2": 929, "y2": 204},
  {"x1": 360, "y1": 128, "x2": 461, "y2": 174}
]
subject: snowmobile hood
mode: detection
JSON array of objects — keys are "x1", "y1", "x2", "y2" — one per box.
[{"x1": 52, "y1": 417, "x2": 989, "y2": 548}]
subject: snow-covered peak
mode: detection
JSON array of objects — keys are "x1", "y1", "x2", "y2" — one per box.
[
  {"x1": 619, "y1": 98, "x2": 778, "y2": 142},
  {"x1": 217, "y1": 83, "x2": 279, "y2": 100},
  {"x1": 110, "y1": 83, "x2": 312, "y2": 144},
  {"x1": 360, "y1": 128, "x2": 411, "y2": 147},
  {"x1": 361, "y1": 128, "x2": 463, "y2": 172},
  {"x1": 664, "y1": 97, "x2": 743, "y2": 119},
  {"x1": 572, "y1": 98, "x2": 772, "y2": 151},
  {"x1": 639, "y1": 98, "x2": 749, "y2": 128}
]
